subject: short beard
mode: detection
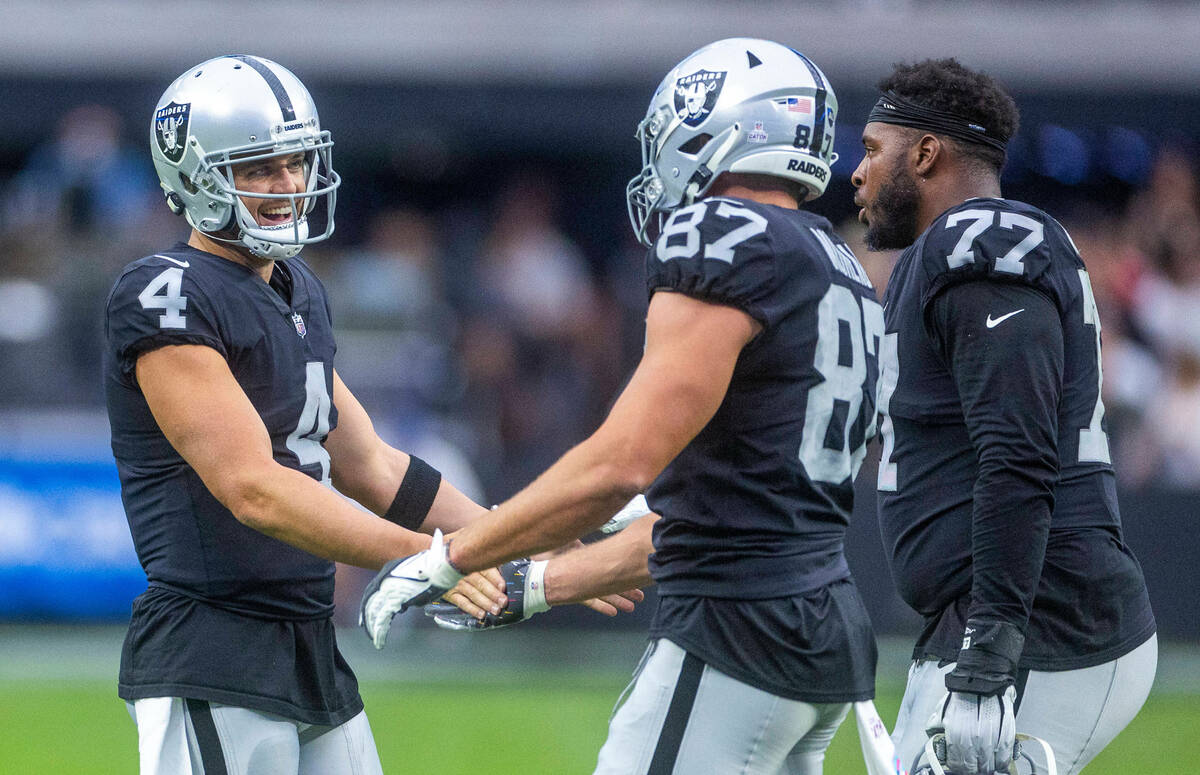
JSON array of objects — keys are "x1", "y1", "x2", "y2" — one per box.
[{"x1": 864, "y1": 165, "x2": 921, "y2": 251}]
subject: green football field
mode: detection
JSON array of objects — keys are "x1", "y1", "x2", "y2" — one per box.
[
  {"x1": 3, "y1": 677, "x2": 1199, "y2": 773},
  {"x1": 2, "y1": 627, "x2": 1197, "y2": 773}
]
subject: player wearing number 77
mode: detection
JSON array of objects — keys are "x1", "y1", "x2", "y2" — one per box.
[
  {"x1": 104, "y1": 55, "x2": 642, "y2": 775},
  {"x1": 362, "y1": 38, "x2": 882, "y2": 774},
  {"x1": 853, "y1": 59, "x2": 1157, "y2": 775}
]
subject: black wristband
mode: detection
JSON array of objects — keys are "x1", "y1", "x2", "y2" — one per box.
[
  {"x1": 944, "y1": 618, "x2": 1025, "y2": 696},
  {"x1": 383, "y1": 456, "x2": 442, "y2": 531}
]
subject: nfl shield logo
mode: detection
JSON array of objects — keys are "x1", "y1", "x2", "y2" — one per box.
[
  {"x1": 154, "y1": 101, "x2": 191, "y2": 164},
  {"x1": 673, "y1": 69, "x2": 727, "y2": 128},
  {"x1": 291, "y1": 312, "x2": 307, "y2": 337}
]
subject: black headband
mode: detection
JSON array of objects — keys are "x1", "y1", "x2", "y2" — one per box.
[{"x1": 867, "y1": 90, "x2": 1008, "y2": 152}]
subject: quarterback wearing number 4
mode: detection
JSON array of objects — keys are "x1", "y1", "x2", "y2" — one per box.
[
  {"x1": 104, "y1": 55, "x2": 639, "y2": 775},
  {"x1": 363, "y1": 39, "x2": 882, "y2": 774},
  {"x1": 854, "y1": 59, "x2": 1156, "y2": 774}
]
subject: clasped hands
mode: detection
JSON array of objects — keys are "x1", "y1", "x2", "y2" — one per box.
[{"x1": 360, "y1": 529, "x2": 642, "y2": 648}]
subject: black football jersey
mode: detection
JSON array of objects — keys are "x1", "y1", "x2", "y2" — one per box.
[
  {"x1": 644, "y1": 197, "x2": 882, "y2": 599},
  {"x1": 104, "y1": 243, "x2": 339, "y2": 619},
  {"x1": 878, "y1": 198, "x2": 1155, "y2": 669},
  {"x1": 642, "y1": 197, "x2": 881, "y2": 702},
  {"x1": 106, "y1": 244, "x2": 361, "y2": 725}
]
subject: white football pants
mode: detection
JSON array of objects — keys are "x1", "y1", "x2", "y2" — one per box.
[
  {"x1": 595, "y1": 638, "x2": 851, "y2": 775},
  {"x1": 126, "y1": 697, "x2": 384, "y2": 775},
  {"x1": 891, "y1": 633, "x2": 1157, "y2": 775}
]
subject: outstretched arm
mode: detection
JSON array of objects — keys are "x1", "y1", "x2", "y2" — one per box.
[
  {"x1": 360, "y1": 292, "x2": 759, "y2": 646},
  {"x1": 138, "y1": 347, "x2": 504, "y2": 617},
  {"x1": 543, "y1": 513, "x2": 659, "y2": 606},
  {"x1": 446, "y1": 290, "x2": 759, "y2": 572},
  {"x1": 138, "y1": 345, "x2": 429, "y2": 568},
  {"x1": 323, "y1": 369, "x2": 505, "y2": 615}
]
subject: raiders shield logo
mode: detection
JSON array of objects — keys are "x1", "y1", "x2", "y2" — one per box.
[
  {"x1": 673, "y1": 69, "x2": 726, "y2": 128},
  {"x1": 154, "y1": 101, "x2": 191, "y2": 164}
]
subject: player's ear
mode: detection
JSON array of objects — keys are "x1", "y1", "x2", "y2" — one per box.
[{"x1": 912, "y1": 133, "x2": 942, "y2": 178}]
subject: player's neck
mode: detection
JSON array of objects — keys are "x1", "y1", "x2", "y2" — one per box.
[
  {"x1": 706, "y1": 185, "x2": 798, "y2": 209},
  {"x1": 917, "y1": 172, "x2": 1002, "y2": 235},
  {"x1": 188, "y1": 230, "x2": 274, "y2": 282}
]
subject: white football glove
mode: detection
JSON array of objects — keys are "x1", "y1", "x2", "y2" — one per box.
[
  {"x1": 360, "y1": 529, "x2": 464, "y2": 649},
  {"x1": 425, "y1": 558, "x2": 549, "y2": 631},
  {"x1": 914, "y1": 731, "x2": 1058, "y2": 775},
  {"x1": 926, "y1": 686, "x2": 1017, "y2": 775},
  {"x1": 600, "y1": 494, "x2": 652, "y2": 534}
]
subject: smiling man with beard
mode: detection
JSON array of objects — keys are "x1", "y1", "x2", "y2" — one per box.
[{"x1": 852, "y1": 59, "x2": 1157, "y2": 775}]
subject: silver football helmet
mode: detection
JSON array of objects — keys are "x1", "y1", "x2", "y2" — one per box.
[
  {"x1": 627, "y1": 38, "x2": 839, "y2": 245},
  {"x1": 150, "y1": 55, "x2": 340, "y2": 260}
]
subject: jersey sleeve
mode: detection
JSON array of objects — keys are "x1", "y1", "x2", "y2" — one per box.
[
  {"x1": 105, "y1": 261, "x2": 227, "y2": 378},
  {"x1": 927, "y1": 280, "x2": 1063, "y2": 631},
  {"x1": 645, "y1": 199, "x2": 780, "y2": 328},
  {"x1": 918, "y1": 202, "x2": 1072, "y2": 312}
]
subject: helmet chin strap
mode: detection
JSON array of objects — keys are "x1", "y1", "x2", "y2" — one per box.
[
  {"x1": 241, "y1": 234, "x2": 305, "y2": 260},
  {"x1": 195, "y1": 211, "x2": 308, "y2": 261},
  {"x1": 233, "y1": 197, "x2": 309, "y2": 259},
  {"x1": 240, "y1": 221, "x2": 309, "y2": 260},
  {"x1": 683, "y1": 123, "x2": 742, "y2": 204},
  {"x1": 193, "y1": 228, "x2": 302, "y2": 260}
]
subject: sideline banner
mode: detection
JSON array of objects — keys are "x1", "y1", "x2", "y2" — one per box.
[{"x1": 0, "y1": 411, "x2": 141, "y2": 620}]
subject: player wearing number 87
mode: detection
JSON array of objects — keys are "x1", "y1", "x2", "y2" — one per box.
[
  {"x1": 103, "y1": 55, "x2": 523, "y2": 774},
  {"x1": 853, "y1": 59, "x2": 1156, "y2": 775},
  {"x1": 361, "y1": 38, "x2": 881, "y2": 774}
]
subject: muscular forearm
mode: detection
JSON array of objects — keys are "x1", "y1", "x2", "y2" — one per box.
[
  {"x1": 229, "y1": 464, "x2": 429, "y2": 569},
  {"x1": 331, "y1": 437, "x2": 487, "y2": 535},
  {"x1": 448, "y1": 433, "x2": 646, "y2": 573},
  {"x1": 138, "y1": 351, "x2": 446, "y2": 571},
  {"x1": 326, "y1": 370, "x2": 488, "y2": 534},
  {"x1": 544, "y1": 514, "x2": 658, "y2": 605},
  {"x1": 424, "y1": 481, "x2": 490, "y2": 534},
  {"x1": 445, "y1": 292, "x2": 753, "y2": 574}
]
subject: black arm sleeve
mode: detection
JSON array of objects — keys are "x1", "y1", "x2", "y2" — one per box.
[{"x1": 926, "y1": 280, "x2": 1062, "y2": 631}]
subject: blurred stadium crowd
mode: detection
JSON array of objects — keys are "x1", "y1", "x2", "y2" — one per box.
[{"x1": 0, "y1": 100, "x2": 1197, "y2": 501}]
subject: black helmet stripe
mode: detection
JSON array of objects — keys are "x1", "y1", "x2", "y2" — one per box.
[
  {"x1": 790, "y1": 49, "x2": 826, "y2": 91},
  {"x1": 231, "y1": 55, "x2": 297, "y2": 122},
  {"x1": 789, "y1": 48, "x2": 827, "y2": 155}
]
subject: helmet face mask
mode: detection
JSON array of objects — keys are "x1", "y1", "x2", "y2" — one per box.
[
  {"x1": 151, "y1": 55, "x2": 340, "y2": 260},
  {"x1": 205, "y1": 140, "x2": 336, "y2": 255},
  {"x1": 626, "y1": 38, "x2": 840, "y2": 246}
]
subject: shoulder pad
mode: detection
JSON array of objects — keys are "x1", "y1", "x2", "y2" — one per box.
[
  {"x1": 646, "y1": 197, "x2": 776, "y2": 323},
  {"x1": 106, "y1": 255, "x2": 225, "y2": 372},
  {"x1": 654, "y1": 197, "x2": 773, "y2": 266},
  {"x1": 920, "y1": 199, "x2": 1082, "y2": 306}
]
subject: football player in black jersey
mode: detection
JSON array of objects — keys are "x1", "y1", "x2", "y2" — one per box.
[
  {"x1": 852, "y1": 59, "x2": 1157, "y2": 775},
  {"x1": 362, "y1": 38, "x2": 882, "y2": 774},
  {"x1": 107, "y1": 55, "x2": 639, "y2": 775}
]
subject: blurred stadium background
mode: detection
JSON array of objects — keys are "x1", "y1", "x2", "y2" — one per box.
[{"x1": 1, "y1": 1, "x2": 1198, "y2": 771}]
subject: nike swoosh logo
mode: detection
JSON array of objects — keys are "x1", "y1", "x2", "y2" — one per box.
[
  {"x1": 986, "y1": 309, "x2": 1025, "y2": 328},
  {"x1": 153, "y1": 255, "x2": 190, "y2": 268}
]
